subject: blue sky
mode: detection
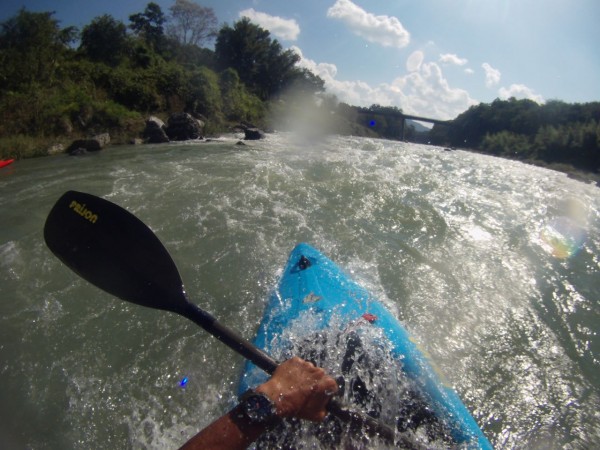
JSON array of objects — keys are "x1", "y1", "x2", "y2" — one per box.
[{"x1": 2, "y1": 0, "x2": 599, "y2": 120}]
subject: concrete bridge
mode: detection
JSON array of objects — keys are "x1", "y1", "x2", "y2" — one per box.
[{"x1": 377, "y1": 111, "x2": 452, "y2": 140}]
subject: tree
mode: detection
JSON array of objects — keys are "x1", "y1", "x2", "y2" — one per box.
[
  {"x1": 481, "y1": 131, "x2": 533, "y2": 159},
  {"x1": 219, "y1": 68, "x2": 264, "y2": 122},
  {"x1": 169, "y1": 42, "x2": 215, "y2": 68},
  {"x1": 215, "y1": 18, "x2": 322, "y2": 100},
  {"x1": 289, "y1": 67, "x2": 325, "y2": 94},
  {"x1": 353, "y1": 105, "x2": 406, "y2": 139},
  {"x1": 185, "y1": 66, "x2": 222, "y2": 117},
  {"x1": 80, "y1": 15, "x2": 128, "y2": 66},
  {"x1": 167, "y1": 0, "x2": 217, "y2": 46},
  {"x1": 129, "y1": 2, "x2": 166, "y2": 51},
  {"x1": 0, "y1": 9, "x2": 75, "y2": 89}
]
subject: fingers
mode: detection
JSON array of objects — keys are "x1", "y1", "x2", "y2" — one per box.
[
  {"x1": 258, "y1": 357, "x2": 340, "y2": 422},
  {"x1": 289, "y1": 358, "x2": 338, "y2": 422},
  {"x1": 289, "y1": 357, "x2": 338, "y2": 396},
  {"x1": 320, "y1": 374, "x2": 339, "y2": 396}
]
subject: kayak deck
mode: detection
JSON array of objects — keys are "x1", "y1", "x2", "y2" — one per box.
[{"x1": 239, "y1": 243, "x2": 492, "y2": 449}]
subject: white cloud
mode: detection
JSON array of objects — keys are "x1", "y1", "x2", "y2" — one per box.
[
  {"x1": 465, "y1": 68, "x2": 475, "y2": 75},
  {"x1": 239, "y1": 8, "x2": 300, "y2": 41},
  {"x1": 390, "y1": 62, "x2": 478, "y2": 119},
  {"x1": 406, "y1": 51, "x2": 424, "y2": 72},
  {"x1": 293, "y1": 46, "x2": 476, "y2": 120},
  {"x1": 326, "y1": 0, "x2": 410, "y2": 48},
  {"x1": 292, "y1": 46, "x2": 383, "y2": 106},
  {"x1": 439, "y1": 53, "x2": 468, "y2": 66},
  {"x1": 498, "y1": 84, "x2": 545, "y2": 104},
  {"x1": 482, "y1": 62, "x2": 501, "y2": 88}
]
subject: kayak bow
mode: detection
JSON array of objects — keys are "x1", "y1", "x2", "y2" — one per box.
[{"x1": 241, "y1": 243, "x2": 492, "y2": 449}]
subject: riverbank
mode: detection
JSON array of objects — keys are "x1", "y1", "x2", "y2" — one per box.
[
  {"x1": 0, "y1": 120, "x2": 147, "y2": 160},
  {"x1": 525, "y1": 159, "x2": 600, "y2": 185},
  {"x1": 462, "y1": 146, "x2": 600, "y2": 185},
  {"x1": 2, "y1": 128, "x2": 599, "y2": 188}
]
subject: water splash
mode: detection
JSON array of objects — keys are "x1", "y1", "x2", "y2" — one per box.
[{"x1": 251, "y1": 311, "x2": 453, "y2": 449}]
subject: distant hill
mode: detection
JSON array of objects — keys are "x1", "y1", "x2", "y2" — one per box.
[{"x1": 407, "y1": 120, "x2": 431, "y2": 133}]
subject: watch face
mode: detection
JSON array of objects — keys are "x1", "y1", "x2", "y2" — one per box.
[{"x1": 242, "y1": 393, "x2": 276, "y2": 423}]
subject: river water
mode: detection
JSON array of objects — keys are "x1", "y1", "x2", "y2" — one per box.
[{"x1": 1, "y1": 134, "x2": 599, "y2": 449}]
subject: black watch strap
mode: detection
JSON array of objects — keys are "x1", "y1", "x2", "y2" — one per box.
[{"x1": 235, "y1": 389, "x2": 280, "y2": 426}]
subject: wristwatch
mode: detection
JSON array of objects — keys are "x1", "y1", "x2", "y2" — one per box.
[{"x1": 236, "y1": 389, "x2": 279, "y2": 425}]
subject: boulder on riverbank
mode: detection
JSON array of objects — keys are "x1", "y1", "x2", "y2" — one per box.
[
  {"x1": 67, "y1": 133, "x2": 110, "y2": 155},
  {"x1": 143, "y1": 116, "x2": 169, "y2": 143},
  {"x1": 165, "y1": 112, "x2": 204, "y2": 141},
  {"x1": 47, "y1": 143, "x2": 65, "y2": 156},
  {"x1": 244, "y1": 127, "x2": 265, "y2": 140},
  {"x1": 235, "y1": 121, "x2": 266, "y2": 140}
]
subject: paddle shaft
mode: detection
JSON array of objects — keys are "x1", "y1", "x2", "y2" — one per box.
[{"x1": 180, "y1": 300, "x2": 278, "y2": 374}]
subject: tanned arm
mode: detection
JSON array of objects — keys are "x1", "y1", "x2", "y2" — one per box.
[{"x1": 179, "y1": 357, "x2": 338, "y2": 450}]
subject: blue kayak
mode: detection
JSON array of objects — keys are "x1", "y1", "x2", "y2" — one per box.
[{"x1": 240, "y1": 243, "x2": 492, "y2": 449}]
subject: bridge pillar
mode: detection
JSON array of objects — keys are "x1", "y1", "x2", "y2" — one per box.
[{"x1": 400, "y1": 117, "x2": 405, "y2": 141}]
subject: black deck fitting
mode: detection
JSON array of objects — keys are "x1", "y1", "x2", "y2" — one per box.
[{"x1": 298, "y1": 255, "x2": 312, "y2": 270}]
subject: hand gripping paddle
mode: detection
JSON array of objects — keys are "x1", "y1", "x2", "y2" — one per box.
[{"x1": 43, "y1": 191, "x2": 402, "y2": 445}]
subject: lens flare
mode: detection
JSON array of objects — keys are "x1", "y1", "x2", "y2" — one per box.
[{"x1": 541, "y1": 217, "x2": 586, "y2": 259}]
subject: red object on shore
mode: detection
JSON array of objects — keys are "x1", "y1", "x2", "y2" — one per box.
[{"x1": 0, "y1": 159, "x2": 15, "y2": 169}]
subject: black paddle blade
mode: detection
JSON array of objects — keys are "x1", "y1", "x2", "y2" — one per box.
[{"x1": 44, "y1": 191, "x2": 188, "y2": 314}]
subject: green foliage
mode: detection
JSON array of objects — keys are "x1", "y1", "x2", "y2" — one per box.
[
  {"x1": 0, "y1": 80, "x2": 141, "y2": 138},
  {"x1": 0, "y1": 134, "x2": 52, "y2": 159},
  {"x1": 443, "y1": 98, "x2": 600, "y2": 149},
  {"x1": 169, "y1": 43, "x2": 215, "y2": 68},
  {"x1": 129, "y1": 2, "x2": 166, "y2": 51},
  {"x1": 534, "y1": 121, "x2": 600, "y2": 171},
  {"x1": 0, "y1": 5, "x2": 331, "y2": 146},
  {"x1": 354, "y1": 105, "x2": 404, "y2": 140},
  {"x1": 481, "y1": 132, "x2": 533, "y2": 159},
  {"x1": 433, "y1": 98, "x2": 600, "y2": 173},
  {"x1": 79, "y1": 15, "x2": 129, "y2": 67},
  {"x1": 151, "y1": 61, "x2": 188, "y2": 109},
  {"x1": 185, "y1": 66, "x2": 222, "y2": 118},
  {"x1": 92, "y1": 100, "x2": 142, "y2": 128},
  {"x1": 215, "y1": 18, "x2": 322, "y2": 100},
  {"x1": 0, "y1": 9, "x2": 74, "y2": 90},
  {"x1": 286, "y1": 67, "x2": 325, "y2": 96},
  {"x1": 219, "y1": 68, "x2": 264, "y2": 122},
  {"x1": 103, "y1": 65, "x2": 163, "y2": 112},
  {"x1": 0, "y1": 85, "x2": 75, "y2": 136},
  {"x1": 128, "y1": 40, "x2": 163, "y2": 69}
]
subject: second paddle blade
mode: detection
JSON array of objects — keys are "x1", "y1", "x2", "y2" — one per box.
[{"x1": 44, "y1": 191, "x2": 189, "y2": 313}]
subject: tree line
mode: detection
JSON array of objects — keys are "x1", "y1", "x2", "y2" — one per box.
[
  {"x1": 0, "y1": 1, "x2": 598, "y2": 177},
  {"x1": 0, "y1": 1, "x2": 324, "y2": 157},
  {"x1": 430, "y1": 98, "x2": 600, "y2": 174}
]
